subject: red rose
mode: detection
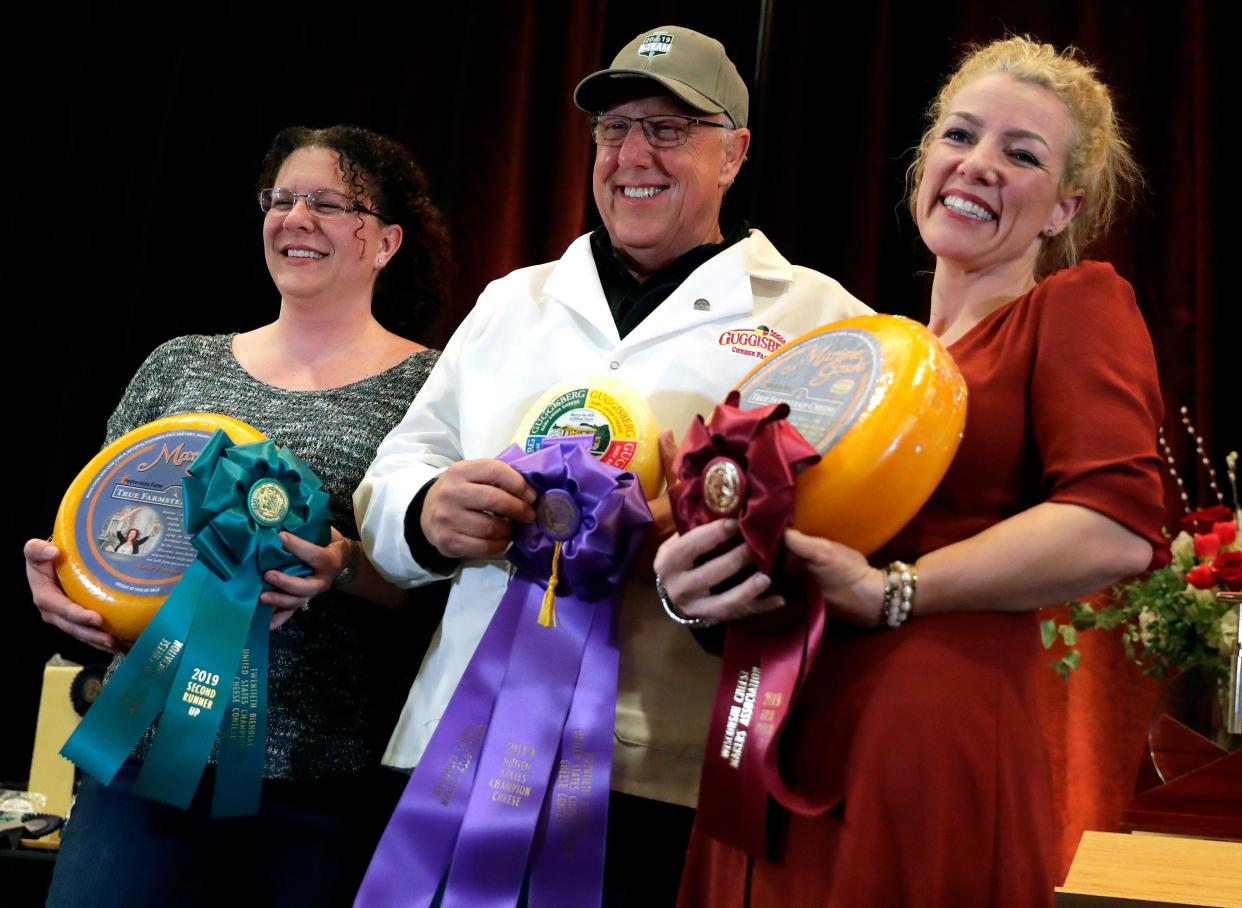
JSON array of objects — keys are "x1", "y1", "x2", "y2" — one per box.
[
  {"x1": 1195, "y1": 532, "x2": 1222, "y2": 559},
  {"x1": 1211, "y1": 550, "x2": 1242, "y2": 590},
  {"x1": 1186, "y1": 563, "x2": 1217, "y2": 589},
  {"x1": 1213, "y1": 520, "x2": 1238, "y2": 546},
  {"x1": 1181, "y1": 504, "x2": 1234, "y2": 534},
  {"x1": 1148, "y1": 545, "x2": 1173, "y2": 570}
]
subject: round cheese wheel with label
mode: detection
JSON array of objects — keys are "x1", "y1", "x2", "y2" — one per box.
[
  {"x1": 512, "y1": 376, "x2": 663, "y2": 499},
  {"x1": 52, "y1": 413, "x2": 266, "y2": 641},
  {"x1": 735, "y1": 315, "x2": 966, "y2": 554}
]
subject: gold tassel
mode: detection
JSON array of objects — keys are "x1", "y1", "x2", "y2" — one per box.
[{"x1": 538, "y1": 541, "x2": 562, "y2": 628}]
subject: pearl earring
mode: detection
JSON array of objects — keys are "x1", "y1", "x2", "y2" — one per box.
[{"x1": 376, "y1": 256, "x2": 385, "y2": 266}]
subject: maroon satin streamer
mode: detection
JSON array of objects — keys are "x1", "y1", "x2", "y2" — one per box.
[{"x1": 670, "y1": 391, "x2": 833, "y2": 858}]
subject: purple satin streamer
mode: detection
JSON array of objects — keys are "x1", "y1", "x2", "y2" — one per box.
[
  {"x1": 439, "y1": 586, "x2": 596, "y2": 908},
  {"x1": 355, "y1": 580, "x2": 534, "y2": 907},
  {"x1": 355, "y1": 436, "x2": 650, "y2": 908},
  {"x1": 526, "y1": 594, "x2": 619, "y2": 907}
]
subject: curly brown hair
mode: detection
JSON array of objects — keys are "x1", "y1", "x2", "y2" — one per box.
[
  {"x1": 907, "y1": 36, "x2": 1142, "y2": 277},
  {"x1": 258, "y1": 125, "x2": 453, "y2": 339}
]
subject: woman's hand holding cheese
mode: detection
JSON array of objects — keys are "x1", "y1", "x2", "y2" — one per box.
[
  {"x1": 24, "y1": 538, "x2": 126, "y2": 654},
  {"x1": 783, "y1": 529, "x2": 885, "y2": 626},
  {"x1": 261, "y1": 528, "x2": 352, "y2": 629},
  {"x1": 653, "y1": 519, "x2": 785, "y2": 625}
]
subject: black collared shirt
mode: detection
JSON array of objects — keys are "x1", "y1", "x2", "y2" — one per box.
[{"x1": 590, "y1": 221, "x2": 751, "y2": 339}]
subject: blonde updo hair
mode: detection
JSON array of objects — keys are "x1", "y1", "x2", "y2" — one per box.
[{"x1": 907, "y1": 36, "x2": 1141, "y2": 275}]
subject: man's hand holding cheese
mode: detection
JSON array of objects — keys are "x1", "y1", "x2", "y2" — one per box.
[
  {"x1": 419, "y1": 459, "x2": 536, "y2": 560},
  {"x1": 354, "y1": 25, "x2": 870, "y2": 901}
]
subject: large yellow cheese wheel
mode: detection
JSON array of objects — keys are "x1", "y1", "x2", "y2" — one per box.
[
  {"x1": 52, "y1": 413, "x2": 266, "y2": 641},
  {"x1": 735, "y1": 315, "x2": 966, "y2": 554},
  {"x1": 512, "y1": 376, "x2": 663, "y2": 499}
]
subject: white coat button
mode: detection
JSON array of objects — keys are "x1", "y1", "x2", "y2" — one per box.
[{"x1": 609, "y1": 361, "x2": 620, "y2": 370}]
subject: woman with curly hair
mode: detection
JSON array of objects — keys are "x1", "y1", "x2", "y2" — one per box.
[
  {"x1": 27, "y1": 124, "x2": 452, "y2": 907},
  {"x1": 663, "y1": 38, "x2": 1165, "y2": 907}
]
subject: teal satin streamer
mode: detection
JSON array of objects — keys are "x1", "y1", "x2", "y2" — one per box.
[
  {"x1": 213, "y1": 608, "x2": 270, "y2": 816},
  {"x1": 60, "y1": 429, "x2": 330, "y2": 815},
  {"x1": 133, "y1": 566, "x2": 264, "y2": 808},
  {"x1": 60, "y1": 563, "x2": 208, "y2": 784}
]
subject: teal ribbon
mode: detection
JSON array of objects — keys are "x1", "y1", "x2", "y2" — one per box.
[{"x1": 61, "y1": 430, "x2": 330, "y2": 816}]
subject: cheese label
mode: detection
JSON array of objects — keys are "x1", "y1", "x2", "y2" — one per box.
[
  {"x1": 521, "y1": 387, "x2": 640, "y2": 471},
  {"x1": 70, "y1": 428, "x2": 214, "y2": 599},
  {"x1": 735, "y1": 329, "x2": 882, "y2": 455}
]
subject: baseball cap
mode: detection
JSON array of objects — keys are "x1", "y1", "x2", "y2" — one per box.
[{"x1": 573, "y1": 26, "x2": 749, "y2": 128}]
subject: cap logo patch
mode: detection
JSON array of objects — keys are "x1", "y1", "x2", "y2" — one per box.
[{"x1": 638, "y1": 32, "x2": 673, "y2": 57}]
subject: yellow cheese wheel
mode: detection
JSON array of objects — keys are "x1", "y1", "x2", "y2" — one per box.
[
  {"x1": 512, "y1": 376, "x2": 663, "y2": 499},
  {"x1": 52, "y1": 413, "x2": 266, "y2": 641},
  {"x1": 735, "y1": 315, "x2": 966, "y2": 554}
]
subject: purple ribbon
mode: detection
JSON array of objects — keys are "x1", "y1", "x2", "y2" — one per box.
[
  {"x1": 355, "y1": 436, "x2": 650, "y2": 908},
  {"x1": 526, "y1": 599, "x2": 618, "y2": 906}
]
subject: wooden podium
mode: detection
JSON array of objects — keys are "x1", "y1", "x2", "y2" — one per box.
[
  {"x1": 1056, "y1": 673, "x2": 1242, "y2": 907},
  {"x1": 1056, "y1": 831, "x2": 1242, "y2": 907}
]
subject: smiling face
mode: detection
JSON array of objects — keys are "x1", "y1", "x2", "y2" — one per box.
[
  {"x1": 262, "y1": 147, "x2": 400, "y2": 303},
  {"x1": 592, "y1": 91, "x2": 750, "y2": 278},
  {"x1": 915, "y1": 73, "x2": 1082, "y2": 281}
]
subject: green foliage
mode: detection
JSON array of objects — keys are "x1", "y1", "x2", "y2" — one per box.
[
  {"x1": 1043, "y1": 563, "x2": 1236, "y2": 683},
  {"x1": 1041, "y1": 618, "x2": 1057, "y2": 649}
]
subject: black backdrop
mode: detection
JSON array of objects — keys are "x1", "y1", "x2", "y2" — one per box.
[{"x1": 2, "y1": 0, "x2": 1225, "y2": 781}]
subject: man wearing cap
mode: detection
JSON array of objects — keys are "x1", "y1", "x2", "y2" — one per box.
[{"x1": 356, "y1": 25, "x2": 869, "y2": 900}]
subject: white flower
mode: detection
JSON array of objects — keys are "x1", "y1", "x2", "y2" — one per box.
[
  {"x1": 1185, "y1": 585, "x2": 1216, "y2": 608},
  {"x1": 1138, "y1": 607, "x2": 1160, "y2": 647},
  {"x1": 1170, "y1": 531, "x2": 1195, "y2": 576}
]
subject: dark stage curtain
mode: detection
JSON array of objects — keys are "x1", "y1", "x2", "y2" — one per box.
[{"x1": 4, "y1": 0, "x2": 1224, "y2": 885}]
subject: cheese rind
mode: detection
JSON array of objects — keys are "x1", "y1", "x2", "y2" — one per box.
[
  {"x1": 735, "y1": 315, "x2": 967, "y2": 554},
  {"x1": 513, "y1": 376, "x2": 663, "y2": 499},
  {"x1": 52, "y1": 413, "x2": 266, "y2": 641}
]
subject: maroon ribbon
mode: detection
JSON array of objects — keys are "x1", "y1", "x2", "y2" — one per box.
[{"x1": 670, "y1": 390, "x2": 832, "y2": 858}]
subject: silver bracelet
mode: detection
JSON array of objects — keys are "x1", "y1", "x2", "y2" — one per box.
[
  {"x1": 655, "y1": 574, "x2": 712, "y2": 629},
  {"x1": 332, "y1": 538, "x2": 362, "y2": 589}
]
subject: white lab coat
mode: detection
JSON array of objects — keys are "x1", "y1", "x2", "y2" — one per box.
[{"x1": 356, "y1": 229, "x2": 870, "y2": 805}]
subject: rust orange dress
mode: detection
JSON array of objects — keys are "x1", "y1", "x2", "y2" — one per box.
[{"x1": 677, "y1": 262, "x2": 1166, "y2": 908}]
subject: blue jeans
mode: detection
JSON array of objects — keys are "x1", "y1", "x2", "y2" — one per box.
[{"x1": 46, "y1": 760, "x2": 407, "y2": 908}]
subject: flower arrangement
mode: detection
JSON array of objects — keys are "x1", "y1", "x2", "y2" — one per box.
[{"x1": 1043, "y1": 411, "x2": 1241, "y2": 683}]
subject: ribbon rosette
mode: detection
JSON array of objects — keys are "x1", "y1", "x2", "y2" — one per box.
[
  {"x1": 357, "y1": 435, "x2": 651, "y2": 908},
  {"x1": 62, "y1": 430, "x2": 330, "y2": 817},
  {"x1": 671, "y1": 390, "x2": 820, "y2": 575},
  {"x1": 183, "y1": 435, "x2": 331, "y2": 586},
  {"x1": 669, "y1": 390, "x2": 832, "y2": 858}
]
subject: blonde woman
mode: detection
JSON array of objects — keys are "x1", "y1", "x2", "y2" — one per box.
[{"x1": 665, "y1": 38, "x2": 1166, "y2": 907}]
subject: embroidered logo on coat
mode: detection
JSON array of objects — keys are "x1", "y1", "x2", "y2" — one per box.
[{"x1": 717, "y1": 325, "x2": 787, "y2": 360}]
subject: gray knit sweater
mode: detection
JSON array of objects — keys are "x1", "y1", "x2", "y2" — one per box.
[{"x1": 103, "y1": 334, "x2": 439, "y2": 780}]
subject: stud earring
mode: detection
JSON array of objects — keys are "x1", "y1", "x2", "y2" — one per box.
[{"x1": 376, "y1": 256, "x2": 386, "y2": 266}]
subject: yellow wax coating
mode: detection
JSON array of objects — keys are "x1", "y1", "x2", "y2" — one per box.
[
  {"x1": 512, "y1": 375, "x2": 663, "y2": 500},
  {"x1": 736, "y1": 315, "x2": 967, "y2": 555},
  {"x1": 52, "y1": 413, "x2": 266, "y2": 641}
]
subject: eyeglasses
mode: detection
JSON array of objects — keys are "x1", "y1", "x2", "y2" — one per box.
[
  {"x1": 589, "y1": 114, "x2": 730, "y2": 148},
  {"x1": 258, "y1": 188, "x2": 388, "y2": 221}
]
